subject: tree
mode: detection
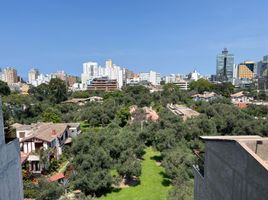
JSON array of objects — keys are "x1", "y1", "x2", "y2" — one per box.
[
  {"x1": 161, "y1": 83, "x2": 189, "y2": 105},
  {"x1": 162, "y1": 144, "x2": 195, "y2": 181},
  {"x1": 35, "y1": 179, "x2": 64, "y2": 200},
  {"x1": 189, "y1": 79, "x2": 213, "y2": 93},
  {"x1": 71, "y1": 91, "x2": 90, "y2": 98},
  {"x1": 48, "y1": 78, "x2": 68, "y2": 104},
  {"x1": 71, "y1": 133, "x2": 112, "y2": 196},
  {"x1": 0, "y1": 80, "x2": 11, "y2": 96},
  {"x1": 213, "y1": 82, "x2": 234, "y2": 97},
  {"x1": 122, "y1": 85, "x2": 152, "y2": 107},
  {"x1": 29, "y1": 83, "x2": 50, "y2": 101},
  {"x1": 42, "y1": 109, "x2": 61, "y2": 123},
  {"x1": 116, "y1": 107, "x2": 130, "y2": 127}
]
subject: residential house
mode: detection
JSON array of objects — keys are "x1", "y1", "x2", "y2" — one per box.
[
  {"x1": 14, "y1": 122, "x2": 80, "y2": 173},
  {"x1": 62, "y1": 96, "x2": 103, "y2": 106},
  {"x1": 231, "y1": 91, "x2": 253, "y2": 104},
  {"x1": 192, "y1": 92, "x2": 220, "y2": 102}
]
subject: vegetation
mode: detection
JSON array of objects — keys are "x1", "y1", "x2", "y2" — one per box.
[
  {"x1": 0, "y1": 80, "x2": 11, "y2": 96},
  {"x1": 5, "y1": 80, "x2": 268, "y2": 199},
  {"x1": 101, "y1": 147, "x2": 171, "y2": 200}
]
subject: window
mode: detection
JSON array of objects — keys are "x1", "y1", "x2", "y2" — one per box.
[{"x1": 19, "y1": 132, "x2": 25, "y2": 138}]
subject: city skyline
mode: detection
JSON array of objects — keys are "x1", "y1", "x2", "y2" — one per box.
[{"x1": 1, "y1": 1, "x2": 268, "y2": 78}]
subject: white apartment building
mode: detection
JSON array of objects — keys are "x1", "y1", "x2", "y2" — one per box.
[
  {"x1": 139, "y1": 70, "x2": 161, "y2": 85},
  {"x1": 30, "y1": 73, "x2": 53, "y2": 87},
  {"x1": 28, "y1": 68, "x2": 39, "y2": 84},
  {"x1": 81, "y1": 62, "x2": 100, "y2": 85},
  {"x1": 189, "y1": 70, "x2": 203, "y2": 81},
  {"x1": 81, "y1": 60, "x2": 124, "y2": 89}
]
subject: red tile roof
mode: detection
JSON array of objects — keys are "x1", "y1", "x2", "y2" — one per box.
[{"x1": 48, "y1": 172, "x2": 65, "y2": 182}]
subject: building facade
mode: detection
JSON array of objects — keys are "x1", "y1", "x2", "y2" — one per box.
[
  {"x1": 237, "y1": 61, "x2": 256, "y2": 80},
  {"x1": 257, "y1": 55, "x2": 268, "y2": 77},
  {"x1": 28, "y1": 68, "x2": 39, "y2": 84},
  {"x1": 139, "y1": 70, "x2": 161, "y2": 85},
  {"x1": 2, "y1": 67, "x2": 18, "y2": 85},
  {"x1": 194, "y1": 136, "x2": 268, "y2": 200},
  {"x1": 0, "y1": 98, "x2": 24, "y2": 200},
  {"x1": 81, "y1": 60, "x2": 124, "y2": 89},
  {"x1": 15, "y1": 122, "x2": 81, "y2": 173},
  {"x1": 88, "y1": 77, "x2": 118, "y2": 91},
  {"x1": 216, "y1": 48, "x2": 234, "y2": 83}
]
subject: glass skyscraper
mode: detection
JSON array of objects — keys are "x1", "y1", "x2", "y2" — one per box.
[
  {"x1": 257, "y1": 55, "x2": 268, "y2": 77},
  {"x1": 216, "y1": 48, "x2": 234, "y2": 82}
]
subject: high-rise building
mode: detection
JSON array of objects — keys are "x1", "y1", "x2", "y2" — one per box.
[
  {"x1": 139, "y1": 71, "x2": 161, "y2": 85},
  {"x1": 257, "y1": 55, "x2": 268, "y2": 77},
  {"x1": 237, "y1": 61, "x2": 256, "y2": 80},
  {"x1": 188, "y1": 70, "x2": 203, "y2": 81},
  {"x1": 81, "y1": 60, "x2": 125, "y2": 89},
  {"x1": 66, "y1": 75, "x2": 78, "y2": 87},
  {"x1": 257, "y1": 56, "x2": 268, "y2": 91},
  {"x1": 53, "y1": 70, "x2": 67, "y2": 81},
  {"x1": 0, "y1": 98, "x2": 24, "y2": 199},
  {"x1": 3, "y1": 67, "x2": 18, "y2": 85},
  {"x1": 28, "y1": 68, "x2": 39, "y2": 84},
  {"x1": 105, "y1": 59, "x2": 113, "y2": 68},
  {"x1": 216, "y1": 48, "x2": 234, "y2": 83},
  {"x1": 81, "y1": 62, "x2": 100, "y2": 84}
]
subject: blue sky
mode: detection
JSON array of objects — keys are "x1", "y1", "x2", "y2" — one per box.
[{"x1": 0, "y1": 0, "x2": 268, "y2": 78}]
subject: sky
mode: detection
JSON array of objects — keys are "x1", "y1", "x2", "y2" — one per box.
[{"x1": 0, "y1": 0, "x2": 268, "y2": 78}]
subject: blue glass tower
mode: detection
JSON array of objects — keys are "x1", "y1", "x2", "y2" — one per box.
[{"x1": 216, "y1": 48, "x2": 234, "y2": 82}]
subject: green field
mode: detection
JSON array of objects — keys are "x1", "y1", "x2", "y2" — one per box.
[{"x1": 101, "y1": 147, "x2": 171, "y2": 200}]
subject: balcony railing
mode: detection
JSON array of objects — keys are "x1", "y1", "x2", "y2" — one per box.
[{"x1": 193, "y1": 149, "x2": 205, "y2": 177}]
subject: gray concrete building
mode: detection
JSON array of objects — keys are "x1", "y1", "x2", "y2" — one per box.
[
  {"x1": 0, "y1": 98, "x2": 24, "y2": 200},
  {"x1": 194, "y1": 135, "x2": 268, "y2": 200}
]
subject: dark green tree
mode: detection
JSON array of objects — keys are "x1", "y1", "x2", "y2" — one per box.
[
  {"x1": 190, "y1": 79, "x2": 213, "y2": 93},
  {"x1": 35, "y1": 179, "x2": 64, "y2": 200},
  {"x1": 48, "y1": 78, "x2": 68, "y2": 104},
  {"x1": 0, "y1": 80, "x2": 11, "y2": 96},
  {"x1": 29, "y1": 83, "x2": 50, "y2": 101}
]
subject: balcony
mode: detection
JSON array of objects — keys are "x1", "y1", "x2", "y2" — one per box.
[{"x1": 193, "y1": 150, "x2": 204, "y2": 177}]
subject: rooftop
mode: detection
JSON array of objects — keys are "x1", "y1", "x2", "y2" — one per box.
[
  {"x1": 200, "y1": 135, "x2": 268, "y2": 171},
  {"x1": 21, "y1": 123, "x2": 68, "y2": 142},
  {"x1": 192, "y1": 92, "x2": 218, "y2": 99},
  {"x1": 231, "y1": 91, "x2": 246, "y2": 98},
  {"x1": 167, "y1": 104, "x2": 200, "y2": 120},
  {"x1": 48, "y1": 172, "x2": 65, "y2": 182}
]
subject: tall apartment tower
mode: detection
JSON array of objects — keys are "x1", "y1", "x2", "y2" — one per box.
[
  {"x1": 105, "y1": 59, "x2": 113, "y2": 68},
  {"x1": 3, "y1": 67, "x2": 18, "y2": 85},
  {"x1": 0, "y1": 98, "x2": 24, "y2": 199},
  {"x1": 81, "y1": 62, "x2": 99, "y2": 84},
  {"x1": 28, "y1": 68, "x2": 39, "y2": 84},
  {"x1": 216, "y1": 48, "x2": 234, "y2": 83}
]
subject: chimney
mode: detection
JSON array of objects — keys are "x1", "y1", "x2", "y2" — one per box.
[{"x1": 52, "y1": 129, "x2": 57, "y2": 136}]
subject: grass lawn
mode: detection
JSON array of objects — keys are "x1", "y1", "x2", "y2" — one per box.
[{"x1": 100, "y1": 147, "x2": 171, "y2": 200}]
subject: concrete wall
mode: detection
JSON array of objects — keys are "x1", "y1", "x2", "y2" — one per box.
[
  {"x1": 195, "y1": 140, "x2": 268, "y2": 200},
  {"x1": 0, "y1": 98, "x2": 24, "y2": 200}
]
